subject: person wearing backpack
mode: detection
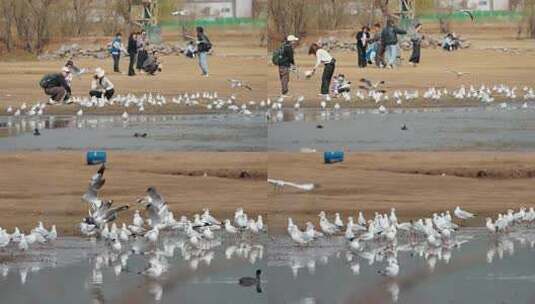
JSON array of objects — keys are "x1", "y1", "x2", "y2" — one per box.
[
  {"x1": 196, "y1": 26, "x2": 212, "y2": 76},
  {"x1": 40, "y1": 67, "x2": 72, "y2": 105},
  {"x1": 89, "y1": 68, "x2": 115, "y2": 100},
  {"x1": 275, "y1": 35, "x2": 298, "y2": 97},
  {"x1": 110, "y1": 33, "x2": 126, "y2": 73}
]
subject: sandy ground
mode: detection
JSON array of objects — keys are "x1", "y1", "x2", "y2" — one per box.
[
  {"x1": 1, "y1": 151, "x2": 534, "y2": 235},
  {"x1": 0, "y1": 29, "x2": 267, "y2": 115},
  {"x1": 0, "y1": 24, "x2": 534, "y2": 114},
  {"x1": 267, "y1": 23, "x2": 535, "y2": 105},
  {"x1": 0, "y1": 152, "x2": 268, "y2": 235},
  {"x1": 268, "y1": 152, "x2": 535, "y2": 233}
]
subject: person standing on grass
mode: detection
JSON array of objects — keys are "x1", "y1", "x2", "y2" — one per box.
[
  {"x1": 196, "y1": 26, "x2": 212, "y2": 76},
  {"x1": 381, "y1": 19, "x2": 407, "y2": 69},
  {"x1": 409, "y1": 23, "x2": 423, "y2": 67},
  {"x1": 127, "y1": 32, "x2": 138, "y2": 76},
  {"x1": 278, "y1": 35, "x2": 298, "y2": 97},
  {"x1": 89, "y1": 68, "x2": 115, "y2": 100},
  {"x1": 308, "y1": 43, "x2": 336, "y2": 98},
  {"x1": 356, "y1": 26, "x2": 370, "y2": 68},
  {"x1": 136, "y1": 30, "x2": 149, "y2": 74},
  {"x1": 110, "y1": 33, "x2": 126, "y2": 73}
]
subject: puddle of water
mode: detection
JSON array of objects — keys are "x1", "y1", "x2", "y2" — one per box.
[
  {"x1": 1, "y1": 228, "x2": 534, "y2": 303},
  {"x1": 0, "y1": 233, "x2": 267, "y2": 304},
  {"x1": 269, "y1": 104, "x2": 535, "y2": 151},
  {"x1": 0, "y1": 114, "x2": 267, "y2": 151},
  {"x1": 267, "y1": 228, "x2": 535, "y2": 304}
]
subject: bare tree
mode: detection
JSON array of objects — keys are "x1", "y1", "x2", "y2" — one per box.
[
  {"x1": 71, "y1": 0, "x2": 94, "y2": 36},
  {"x1": 0, "y1": 0, "x2": 16, "y2": 51}
]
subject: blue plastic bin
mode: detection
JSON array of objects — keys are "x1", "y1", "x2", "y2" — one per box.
[
  {"x1": 324, "y1": 151, "x2": 344, "y2": 164},
  {"x1": 87, "y1": 150, "x2": 107, "y2": 165}
]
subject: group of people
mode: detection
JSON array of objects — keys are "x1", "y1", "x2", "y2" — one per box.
[
  {"x1": 40, "y1": 26, "x2": 213, "y2": 104},
  {"x1": 356, "y1": 20, "x2": 423, "y2": 69},
  {"x1": 39, "y1": 61, "x2": 115, "y2": 104},
  {"x1": 274, "y1": 19, "x2": 424, "y2": 99}
]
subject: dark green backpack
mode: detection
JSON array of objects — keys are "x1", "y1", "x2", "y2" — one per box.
[
  {"x1": 271, "y1": 45, "x2": 284, "y2": 66},
  {"x1": 39, "y1": 74, "x2": 58, "y2": 89}
]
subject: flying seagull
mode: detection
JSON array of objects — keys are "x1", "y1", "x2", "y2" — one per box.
[
  {"x1": 459, "y1": 10, "x2": 475, "y2": 22},
  {"x1": 446, "y1": 70, "x2": 470, "y2": 78},
  {"x1": 81, "y1": 165, "x2": 129, "y2": 228},
  {"x1": 267, "y1": 179, "x2": 315, "y2": 191},
  {"x1": 228, "y1": 79, "x2": 253, "y2": 91},
  {"x1": 359, "y1": 78, "x2": 386, "y2": 93}
]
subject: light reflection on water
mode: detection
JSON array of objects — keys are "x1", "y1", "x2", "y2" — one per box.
[{"x1": 268, "y1": 228, "x2": 535, "y2": 304}]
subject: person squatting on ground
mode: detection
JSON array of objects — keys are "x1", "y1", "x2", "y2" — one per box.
[
  {"x1": 356, "y1": 26, "x2": 370, "y2": 68},
  {"x1": 276, "y1": 35, "x2": 298, "y2": 97},
  {"x1": 127, "y1": 32, "x2": 138, "y2": 76},
  {"x1": 409, "y1": 23, "x2": 423, "y2": 67},
  {"x1": 142, "y1": 51, "x2": 163, "y2": 75},
  {"x1": 40, "y1": 67, "x2": 73, "y2": 104},
  {"x1": 110, "y1": 33, "x2": 127, "y2": 73},
  {"x1": 308, "y1": 43, "x2": 336, "y2": 97},
  {"x1": 196, "y1": 26, "x2": 212, "y2": 76},
  {"x1": 381, "y1": 19, "x2": 407, "y2": 69},
  {"x1": 89, "y1": 68, "x2": 115, "y2": 100}
]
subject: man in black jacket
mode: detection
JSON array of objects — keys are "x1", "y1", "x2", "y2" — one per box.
[
  {"x1": 381, "y1": 19, "x2": 407, "y2": 68},
  {"x1": 278, "y1": 35, "x2": 298, "y2": 97},
  {"x1": 127, "y1": 32, "x2": 138, "y2": 76},
  {"x1": 41, "y1": 67, "x2": 72, "y2": 104},
  {"x1": 356, "y1": 26, "x2": 370, "y2": 68}
]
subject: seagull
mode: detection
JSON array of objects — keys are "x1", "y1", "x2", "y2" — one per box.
[
  {"x1": 454, "y1": 206, "x2": 476, "y2": 220},
  {"x1": 228, "y1": 79, "x2": 253, "y2": 91},
  {"x1": 138, "y1": 187, "x2": 171, "y2": 229},
  {"x1": 225, "y1": 219, "x2": 238, "y2": 234},
  {"x1": 267, "y1": 179, "x2": 314, "y2": 191},
  {"x1": 446, "y1": 70, "x2": 471, "y2": 78},
  {"x1": 378, "y1": 259, "x2": 399, "y2": 278},
  {"x1": 171, "y1": 9, "x2": 190, "y2": 16},
  {"x1": 459, "y1": 9, "x2": 475, "y2": 22},
  {"x1": 359, "y1": 78, "x2": 386, "y2": 93}
]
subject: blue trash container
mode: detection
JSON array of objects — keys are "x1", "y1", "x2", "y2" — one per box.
[
  {"x1": 87, "y1": 150, "x2": 107, "y2": 165},
  {"x1": 324, "y1": 151, "x2": 344, "y2": 164}
]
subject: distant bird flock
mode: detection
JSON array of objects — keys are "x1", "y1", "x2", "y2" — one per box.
[{"x1": 2, "y1": 84, "x2": 534, "y2": 122}]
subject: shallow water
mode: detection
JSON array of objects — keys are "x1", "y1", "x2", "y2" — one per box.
[
  {"x1": 0, "y1": 113, "x2": 267, "y2": 151},
  {"x1": 1, "y1": 229, "x2": 534, "y2": 303},
  {"x1": 0, "y1": 234, "x2": 267, "y2": 304},
  {"x1": 269, "y1": 104, "x2": 535, "y2": 151},
  {"x1": 268, "y1": 228, "x2": 535, "y2": 304}
]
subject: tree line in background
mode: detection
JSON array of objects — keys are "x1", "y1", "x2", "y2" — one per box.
[
  {"x1": 0, "y1": 0, "x2": 183, "y2": 54},
  {"x1": 1, "y1": 0, "x2": 535, "y2": 54}
]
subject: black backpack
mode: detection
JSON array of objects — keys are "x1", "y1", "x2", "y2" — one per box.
[
  {"x1": 39, "y1": 74, "x2": 58, "y2": 89},
  {"x1": 271, "y1": 45, "x2": 284, "y2": 66}
]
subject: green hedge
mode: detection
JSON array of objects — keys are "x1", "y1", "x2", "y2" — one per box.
[
  {"x1": 160, "y1": 17, "x2": 266, "y2": 29},
  {"x1": 419, "y1": 10, "x2": 522, "y2": 22}
]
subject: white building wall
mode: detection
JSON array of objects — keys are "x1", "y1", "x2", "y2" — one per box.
[
  {"x1": 235, "y1": 0, "x2": 253, "y2": 18},
  {"x1": 186, "y1": 2, "x2": 234, "y2": 18}
]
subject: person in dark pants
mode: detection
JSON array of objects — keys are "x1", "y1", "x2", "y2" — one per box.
[
  {"x1": 409, "y1": 23, "x2": 423, "y2": 67},
  {"x1": 196, "y1": 26, "x2": 212, "y2": 76},
  {"x1": 356, "y1": 26, "x2": 370, "y2": 68},
  {"x1": 127, "y1": 32, "x2": 138, "y2": 76},
  {"x1": 89, "y1": 68, "x2": 115, "y2": 100},
  {"x1": 136, "y1": 30, "x2": 148, "y2": 73},
  {"x1": 142, "y1": 51, "x2": 162, "y2": 75},
  {"x1": 40, "y1": 67, "x2": 72, "y2": 104},
  {"x1": 278, "y1": 35, "x2": 298, "y2": 97},
  {"x1": 110, "y1": 33, "x2": 126, "y2": 73},
  {"x1": 309, "y1": 43, "x2": 336, "y2": 97}
]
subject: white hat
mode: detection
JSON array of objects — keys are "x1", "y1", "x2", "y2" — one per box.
[
  {"x1": 61, "y1": 66, "x2": 70, "y2": 73},
  {"x1": 287, "y1": 35, "x2": 299, "y2": 42},
  {"x1": 95, "y1": 67, "x2": 105, "y2": 78}
]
